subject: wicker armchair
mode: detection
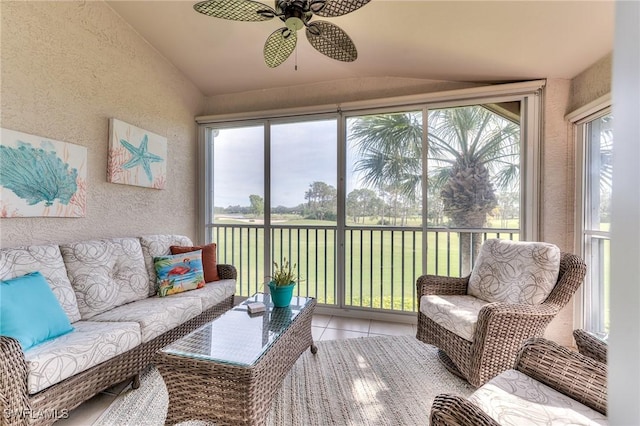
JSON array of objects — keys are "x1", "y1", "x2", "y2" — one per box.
[
  {"x1": 430, "y1": 337, "x2": 607, "y2": 425},
  {"x1": 573, "y1": 328, "x2": 608, "y2": 363},
  {"x1": 417, "y1": 241, "x2": 586, "y2": 388}
]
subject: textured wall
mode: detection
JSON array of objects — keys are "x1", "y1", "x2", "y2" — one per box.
[
  {"x1": 569, "y1": 53, "x2": 612, "y2": 112},
  {"x1": 541, "y1": 79, "x2": 574, "y2": 251},
  {"x1": 539, "y1": 79, "x2": 575, "y2": 345},
  {"x1": 202, "y1": 77, "x2": 481, "y2": 115},
  {"x1": 0, "y1": 1, "x2": 204, "y2": 248}
]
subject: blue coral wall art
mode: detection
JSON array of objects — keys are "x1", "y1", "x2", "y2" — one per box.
[
  {"x1": 0, "y1": 128, "x2": 87, "y2": 218},
  {"x1": 107, "y1": 119, "x2": 167, "y2": 189}
]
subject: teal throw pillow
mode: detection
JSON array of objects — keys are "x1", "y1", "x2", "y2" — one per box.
[
  {"x1": 0, "y1": 271, "x2": 74, "y2": 351},
  {"x1": 154, "y1": 250, "x2": 205, "y2": 297}
]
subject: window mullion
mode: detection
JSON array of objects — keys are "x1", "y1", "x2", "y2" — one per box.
[{"x1": 264, "y1": 121, "x2": 271, "y2": 294}]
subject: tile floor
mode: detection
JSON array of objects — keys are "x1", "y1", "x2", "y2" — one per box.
[{"x1": 56, "y1": 315, "x2": 417, "y2": 426}]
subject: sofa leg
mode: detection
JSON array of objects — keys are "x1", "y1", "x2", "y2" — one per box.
[{"x1": 132, "y1": 374, "x2": 141, "y2": 389}]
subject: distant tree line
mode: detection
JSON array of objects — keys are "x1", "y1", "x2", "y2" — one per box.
[
  {"x1": 214, "y1": 182, "x2": 423, "y2": 225},
  {"x1": 215, "y1": 181, "x2": 520, "y2": 227}
]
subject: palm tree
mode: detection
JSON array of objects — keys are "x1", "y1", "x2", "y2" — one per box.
[
  {"x1": 428, "y1": 107, "x2": 520, "y2": 226},
  {"x1": 349, "y1": 105, "x2": 520, "y2": 273},
  {"x1": 349, "y1": 113, "x2": 422, "y2": 225}
]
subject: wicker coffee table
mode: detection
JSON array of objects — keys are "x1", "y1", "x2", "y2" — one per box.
[{"x1": 156, "y1": 293, "x2": 317, "y2": 426}]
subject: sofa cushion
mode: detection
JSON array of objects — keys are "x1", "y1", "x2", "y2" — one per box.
[
  {"x1": 1, "y1": 272, "x2": 74, "y2": 350},
  {"x1": 171, "y1": 243, "x2": 220, "y2": 282},
  {"x1": 0, "y1": 244, "x2": 81, "y2": 322},
  {"x1": 139, "y1": 235, "x2": 193, "y2": 296},
  {"x1": 420, "y1": 295, "x2": 489, "y2": 341},
  {"x1": 24, "y1": 321, "x2": 141, "y2": 394},
  {"x1": 61, "y1": 238, "x2": 149, "y2": 319},
  {"x1": 154, "y1": 250, "x2": 205, "y2": 297},
  {"x1": 468, "y1": 369, "x2": 607, "y2": 425},
  {"x1": 468, "y1": 239, "x2": 561, "y2": 305},
  {"x1": 167, "y1": 278, "x2": 236, "y2": 310},
  {"x1": 91, "y1": 296, "x2": 203, "y2": 343}
]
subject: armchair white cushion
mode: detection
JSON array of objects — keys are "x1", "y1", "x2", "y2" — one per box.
[
  {"x1": 420, "y1": 295, "x2": 489, "y2": 341},
  {"x1": 468, "y1": 239, "x2": 561, "y2": 304},
  {"x1": 468, "y1": 368, "x2": 607, "y2": 425}
]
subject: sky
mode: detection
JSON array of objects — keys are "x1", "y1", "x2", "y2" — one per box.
[
  {"x1": 213, "y1": 119, "x2": 363, "y2": 208},
  {"x1": 211, "y1": 109, "x2": 522, "y2": 211}
]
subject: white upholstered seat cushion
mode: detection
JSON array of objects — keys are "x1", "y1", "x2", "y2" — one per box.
[
  {"x1": 90, "y1": 296, "x2": 203, "y2": 343},
  {"x1": 168, "y1": 279, "x2": 236, "y2": 310},
  {"x1": 469, "y1": 369, "x2": 607, "y2": 425},
  {"x1": 420, "y1": 295, "x2": 490, "y2": 341},
  {"x1": 468, "y1": 239, "x2": 561, "y2": 305},
  {"x1": 24, "y1": 321, "x2": 141, "y2": 394}
]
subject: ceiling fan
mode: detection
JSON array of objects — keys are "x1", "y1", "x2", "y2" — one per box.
[{"x1": 193, "y1": 0, "x2": 370, "y2": 68}]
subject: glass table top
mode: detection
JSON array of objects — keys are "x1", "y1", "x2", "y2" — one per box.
[{"x1": 161, "y1": 293, "x2": 314, "y2": 367}]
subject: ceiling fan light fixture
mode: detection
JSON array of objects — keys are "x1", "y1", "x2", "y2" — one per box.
[
  {"x1": 285, "y1": 16, "x2": 304, "y2": 31},
  {"x1": 283, "y1": 5, "x2": 306, "y2": 32}
]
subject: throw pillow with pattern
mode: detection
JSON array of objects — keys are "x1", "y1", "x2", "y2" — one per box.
[
  {"x1": 154, "y1": 250, "x2": 205, "y2": 297},
  {"x1": 170, "y1": 243, "x2": 219, "y2": 282}
]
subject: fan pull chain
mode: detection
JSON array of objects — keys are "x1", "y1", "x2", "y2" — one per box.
[{"x1": 295, "y1": 45, "x2": 298, "y2": 71}]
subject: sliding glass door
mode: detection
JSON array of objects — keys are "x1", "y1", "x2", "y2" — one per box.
[
  {"x1": 270, "y1": 119, "x2": 337, "y2": 304},
  {"x1": 202, "y1": 89, "x2": 539, "y2": 316},
  {"x1": 343, "y1": 103, "x2": 522, "y2": 312},
  {"x1": 345, "y1": 110, "x2": 423, "y2": 311},
  {"x1": 207, "y1": 125, "x2": 265, "y2": 296},
  {"x1": 207, "y1": 118, "x2": 338, "y2": 304}
]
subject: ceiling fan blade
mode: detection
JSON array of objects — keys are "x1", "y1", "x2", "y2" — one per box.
[
  {"x1": 194, "y1": 0, "x2": 277, "y2": 21},
  {"x1": 264, "y1": 27, "x2": 297, "y2": 68},
  {"x1": 312, "y1": 0, "x2": 370, "y2": 18},
  {"x1": 305, "y1": 21, "x2": 357, "y2": 62}
]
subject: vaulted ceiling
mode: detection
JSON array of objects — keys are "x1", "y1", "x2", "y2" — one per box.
[{"x1": 107, "y1": 0, "x2": 615, "y2": 97}]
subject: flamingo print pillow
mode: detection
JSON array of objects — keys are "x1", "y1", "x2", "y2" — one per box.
[{"x1": 154, "y1": 250, "x2": 205, "y2": 297}]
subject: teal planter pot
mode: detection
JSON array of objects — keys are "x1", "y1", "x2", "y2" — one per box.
[{"x1": 268, "y1": 281, "x2": 295, "y2": 308}]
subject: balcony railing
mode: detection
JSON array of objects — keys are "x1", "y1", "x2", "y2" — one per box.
[{"x1": 210, "y1": 224, "x2": 518, "y2": 313}]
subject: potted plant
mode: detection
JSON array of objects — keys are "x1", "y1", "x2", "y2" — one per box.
[{"x1": 268, "y1": 258, "x2": 299, "y2": 308}]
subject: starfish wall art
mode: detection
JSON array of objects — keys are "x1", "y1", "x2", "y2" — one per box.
[{"x1": 107, "y1": 119, "x2": 167, "y2": 189}]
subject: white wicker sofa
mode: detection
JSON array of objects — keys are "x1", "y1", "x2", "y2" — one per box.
[{"x1": 0, "y1": 234, "x2": 236, "y2": 426}]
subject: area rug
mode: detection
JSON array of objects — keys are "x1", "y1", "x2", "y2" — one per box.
[{"x1": 94, "y1": 335, "x2": 474, "y2": 425}]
